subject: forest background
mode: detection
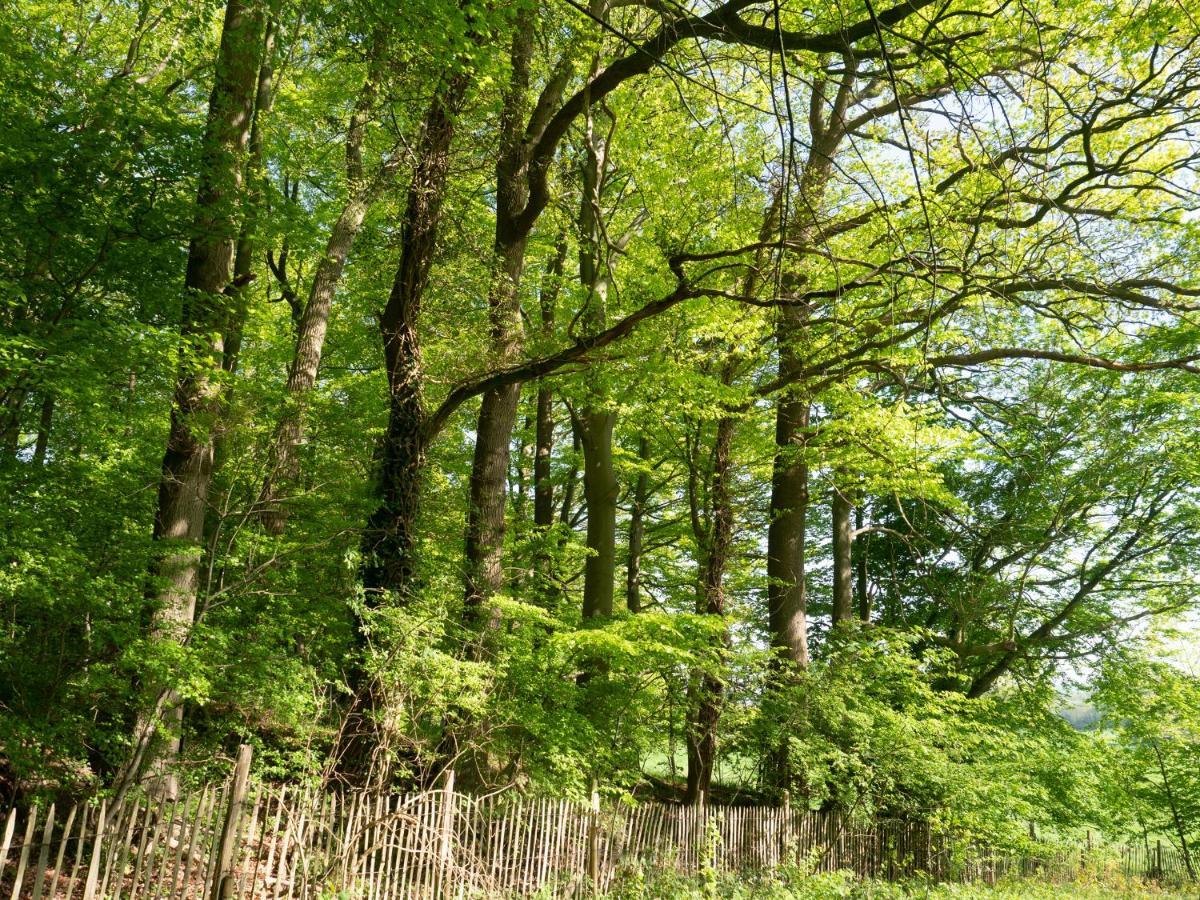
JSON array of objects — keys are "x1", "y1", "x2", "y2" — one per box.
[{"x1": 2, "y1": 0, "x2": 1200, "y2": 866}]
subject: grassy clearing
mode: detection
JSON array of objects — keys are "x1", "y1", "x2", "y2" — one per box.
[{"x1": 594, "y1": 868, "x2": 1198, "y2": 899}]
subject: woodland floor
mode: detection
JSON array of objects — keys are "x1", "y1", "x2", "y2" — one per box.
[{"x1": 598, "y1": 873, "x2": 1200, "y2": 898}]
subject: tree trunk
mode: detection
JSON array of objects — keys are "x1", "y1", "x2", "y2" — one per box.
[
  {"x1": 462, "y1": 17, "x2": 538, "y2": 626},
  {"x1": 336, "y1": 73, "x2": 468, "y2": 790},
  {"x1": 463, "y1": 378, "x2": 523, "y2": 623},
  {"x1": 765, "y1": 63, "x2": 854, "y2": 673},
  {"x1": 260, "y1": 34, "x2": 390, "y2": 534},
  {"x1": 205, "y1": 12, "x2": 276, "y2": 572},
  {"x1": 0, "y1": 389, "x2": 24, "y2": 458},
  {"x1": 575, "y1": 54, "x2": 619, "y2": 621},
  {"x1": 31, "y1": 394, "x2": 53, "y2": 465},
  {"x1": 626, "y1": 434, "x2": 650, "y2": 613},
  {"x1": 685, "y1": 410, "x2": 735, "y2": 803},
  {"x1": 220, "y1": 10, "x2": 276, "y2": 386},
  {"x1": 767, "y1": 311, "x2": 811, "y2": 668},
  {"x1": 1154, "y1": 740, "x2": 1198, "y2": 881},
  {"x1": 360, "y1": 72, "x2": 468, "y2": 600},
  {"x1": 129, "y1": 0, "x2": 267, "y2": 797},
  {"x1": 579, "y1": 408, "x2": 617, "y2": 618},
  {"x1": 533, "y1": 234, "x2": 567, "y2": 529},
  {"x1": 855, "y1": 503, "x2": 870, "y2": 622},
  {"x1": 259, "y1": 192, "x2": 372, "y2": 532},
  {"x1": 460, "y1": 5, "x2": 573, "y2": 628},
  {"x1": 534, "y1": 386, "x2": 555, "y2": 530},
  {"x1": 831, "y1": 483, "x2": 853, "y2": 626},
  {"x1": 513, "y1": 412, "x2": 533, "y2": 525},
  {"x1": 559, "y1": 422, "x2": 581, "y2": 528}
]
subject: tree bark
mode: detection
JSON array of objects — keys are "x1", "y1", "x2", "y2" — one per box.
[
  {"x1": 205, "y1": 10, "x2": 276, "y2": 568},
  {"x1": 576, "y1": 77, "x2": 618, "y2": 621},
  {"x1": 32, "y1": 394, "x2": 53, "y2": 465},
  {"x1": 361, "y1": 71, "x2": 469, "y2": 598},
  {"x1": 258, "y1": 193, "x2": 372, "y2": 531},
  {"x1": 765, "y1": 63, "x2": 855, "y2": 669},
  {"x1": 462, "y1": 285, "x2": 528, "y2": 610},
  {"x1": 763, "y1": 66, "x2": 856, "y2": 792},
  {"x1": 767, "y1": 315, "x2": 812, "y2": 669},
  {"x1": 220, "y1": 10, "x2": 276, "y2": 387},
  {"x1": 533, "y1": 234, "x2": 567, "y2": 539},
  {"x1": 334, "y1": 72, "x2": 468, "y2": 790},
  {"x1": 459, "y1": 6, "x2": 575, "y2": 628},
  {"x1": 462, "y1": 15, "x2": 539, "y2": 625},
  {"x1": 534, "y1": 385, "x2": 556, "y2": 530},
  {"x1": 260, "y1": 34, "x2": 391, "y2": 534},
  {"x1": 626, "y1": 434, "x2": 650, "y2": 613},
  {"x1": 831, "y1": 483, "x2": 853, "y2": 626},
  {"x1": 0, "y1": 390, "x2": 23, "y2": 459},
  {"x1": 130, "y1": 0, "x2": 267, "y2": 797},
  {"x1": 579, "y1": 408, "x2": 617, "y2": 618},
  {"x1": 559, "y1": 422, "x2": 582, "y2": 528},
  {"x1": 686, "y1": 406, "x2": 735, "y2": 802},
  {"x1": 855, "y1": 503, "x2": 870, "y2": 622}
]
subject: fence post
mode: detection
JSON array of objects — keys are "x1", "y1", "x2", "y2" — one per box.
[
  {"x1": 81, "y1": 800, "x2": 107, "y2": 900},
  {"x1": 587, "y1": 779, "x2": 600, "y2": 894},
  {"x1": 781, "y1": 790, "x2": 791, "y2": 866},
  {"x1": 210, "y1": 744, "x2": 253, "y2": 900},
  {"x1": 436, "y1": 769, "x2": 456, "y2": 897},
  {"x1": 1156, "y1": 839, "x2": 1163, "y2": 880}
]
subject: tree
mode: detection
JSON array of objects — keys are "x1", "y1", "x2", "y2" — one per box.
[
  {"x1": 124, "y1": 0, "x2": 268, "y2": 797},
  {"x1": 1096, "y1": 650, "x2": 1200, "y2": 880},
  {"x1": 3, "y1": 0, "x2": 1200, "y2": 832}
]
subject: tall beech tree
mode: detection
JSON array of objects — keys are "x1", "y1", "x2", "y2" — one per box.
[
  {"x1": 258, "y1": 28, "x2": 400, "y2": 535},
  {"x1": 129, "y1": 0, "x2": 267, "y2": 795},
  {"x1": 4, "y1": 0, "x2": 1200, "y2": 840},
  {"x1": 360, "y1": 71, "x2": 472, "y2": 600}
]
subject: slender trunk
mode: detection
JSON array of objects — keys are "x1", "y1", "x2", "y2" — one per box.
[
  {"x1": 463, "y1": 382, "x2": 523, "y2": 622},
  {"x1": 206, "y1": 13, "x2": 276, "y2": 573},
  {"x1": 686, "y1": 410, "x2": 735, "y2": 803},
  {"x1": 463, "y1": 17, "x2": 537, "y2": 625},
  {"x1": 259, "y1": 191, "x2": 372, "y2": 532},
  {"x1": 576, "y1": 52, "x2": 618, "y2": 621},
  {"x1": 579, "y1": 408, "x2": 617, "y2": 618},
  {"x1": 831, "y1": 483, "x2": 853, "y2": 626},
  {"x1": 221, "y1": 11, "x2": 276, "y2": 385},
  {"x1": 516, "y1": 414, "x2": 532, "y2": 511},
  {"x1": 1, "y1": 390, "x2": 23, "y2": 458},
  {"x1": 526, "y1": 239, "x2": 567, "y2": 602},
  {"x1": 767, "y1": 311, "x2": 811, "y2": 667},
  {"x1": 765, "y1": 62, "x2": 854, "y2": 677},
  {"x1": 338, "y1": 73, "x2": 468, "y2": 790},
  {"x1": 534, "y1": 387, "x2": 555, "y2": 529},
  {"x1": 32, "y1": 394, "x2": 53, "y2": 465},
  {"x1": 260, "y1": 35, "x2": 389, "y2": 534},
  {"x1": 461, "y1": 5, "x2": 573, "y2": 627},
  {"x1": 360, "y1": 72, "x2": 468, "y2": 599},
  {"x1": 533, "y1": 234, "x2": 567, "y2": 539},
  {"x1": 559, "y1": 423, "x2": 581, "y2": 528},
  {"x1": 128, "y1": 0, "x2": 266, "y2": 797},
  {"x1": 625, "y1": 434, "x2": 650, "y2": 613},
  {"x1": 855, "y1": 503, "x2": 870, "y2": 622},
  {"x1": 464, "y1": 377, "x2": 523, "y2": 623},
  {"x1": 1154, "y1": 740, "x2": 1198, "y2": 881}
]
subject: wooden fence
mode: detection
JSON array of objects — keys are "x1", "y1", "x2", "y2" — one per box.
[
  {"x1": 956, "y1": 842, "x2": 1196, "y2": 886},
  {"x1": 1, "y1": 747, "x2": 1194, "y2": 897}
]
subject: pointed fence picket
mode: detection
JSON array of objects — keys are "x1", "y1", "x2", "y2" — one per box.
[{"x1": 2, "y1": 755, "x2": 1195, "y2": 897}]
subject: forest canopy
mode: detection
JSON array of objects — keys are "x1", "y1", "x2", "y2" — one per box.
[{"x1": 2, "y1": 0, "x2": 1199, "y2": 855}]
